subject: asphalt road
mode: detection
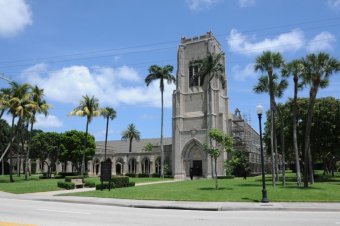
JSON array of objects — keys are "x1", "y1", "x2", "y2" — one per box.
[{"x1": 0, "y1": 197, "x2": 339, "y2": 226}]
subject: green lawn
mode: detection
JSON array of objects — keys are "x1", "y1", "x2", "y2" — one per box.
[
  {"x1": 64, "y1": 172, "x2": 340, "y2": 202},
  {"x1": 0, "y1": 175, "x2": 172, "y2": 194},
  {"x1": 84, "y1": 176, "x2": 173, "y2": 184},
  {"x1": 0, "y1": 175, "x2": 63, "y2": 194}
]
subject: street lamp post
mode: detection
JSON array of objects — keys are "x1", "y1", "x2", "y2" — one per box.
[{"x1": 256, "y1": 104, "x2": 269, "y2": 203}]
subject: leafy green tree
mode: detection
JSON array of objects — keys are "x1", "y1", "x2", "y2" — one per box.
[
  {"x1": 145, "y1": 64, "x2": 175, "y2": 177},
  {"x1": 143, "y1": 143, "x2": 153, "y2": 152},
  {"x1": 69, "y1": 95, "x2": 100, "y2": 176},
  {"x1": 204, "y1": 128, "x2": 233, "y2": 189},
  {"x1": 226, "y1": 149, "x2": 249, "y2": 177},
  {"x1": 281, "y1": 60, "x2": 305, "y2": 186},
  {"x1": 30, "y1": 132, "x2": 65, "y2": 177},
  {"x1": 254, "y1": 51, "x2": 285, "y2": 186},
  {"x1": 2, "y1": 82, "x2": 36, "y2": 182},
  {"x1": 101, "y1": 107, "x2": 116, "y2": 160},
  {"x1": 301, "y1": 52, "x2": 340, "y2": 187},
  {"x1": 121, "y1": 123, "x2": 140, "y2": 153},
  {"x1": 263, "y1": 97, "x2": 340, "y2": 175},
  {"x1": 60, "y1": 130, "x2": 96, "y2": 173}
]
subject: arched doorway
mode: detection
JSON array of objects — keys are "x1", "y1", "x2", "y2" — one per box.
[
  {"x1": 93, "y1": 159, "x2": 100, "y2": 175},
  {"x1": 155, "y1": 157, "x2": 161, "y2": 175},
  {"x1": 182, "y1": 139, "x2": 206, "y2": 177},
  {"x1": 128, "y1": 158, "x2": 137, "y2": 174},
  {"x1": 115, "y1": 158, "x2": 124, "y2": 175},
  {"x1": 141, "y1": 157, "x2": 150, "y2": 174}
]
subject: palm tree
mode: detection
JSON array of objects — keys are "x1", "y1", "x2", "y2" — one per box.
[
  {"x1": 253, "y1": 73, "x2": 288, "y2": 186},
  {"x1": 0, "y1": 88, "x2": 11, "y2": 119},
  {"x1": 282, "y1": 60, "x2": 304, "y2": 186},
  {"x1": 25, "y1": 85, "x2": 50, "y2": 180},
  {"x1": 101, "y1": 107, "x2": 116, "y2": 160},
  {"x1": 1, "y1": 82, "x2": 36, "y2": 182},
  {"x1": 192, "y1": 52, "x2": 225, "y2": 178},
  {"x1": 301, "y1": 52, "x2": 340, "y2": 188},
  {"x1": 121, "y1": 123, "x2": 140, "y2": 153},
  {"x1": 69, "y1": 95, "x2": 100, "y2": 176},
  {"x1": 145, "y1": 65, "x2": 175, "y2": 177},
  {"x1": 254, "y1": 51, "x2": 285, "y2": 187}
]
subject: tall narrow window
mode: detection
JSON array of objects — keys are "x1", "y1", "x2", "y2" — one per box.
[{"x1": 189, "y1": 65, "x2": 199, "y2": 87}]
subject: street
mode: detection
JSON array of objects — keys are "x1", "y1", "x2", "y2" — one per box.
[{"x1": 0, "y1": 197, "x2": 339, "y2": 226}]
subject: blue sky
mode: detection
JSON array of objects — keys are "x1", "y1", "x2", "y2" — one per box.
[{"x1": 0, "y1": 0, "x2": 339, "y2": 142}]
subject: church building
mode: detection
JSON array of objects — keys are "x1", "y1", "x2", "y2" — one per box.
[{"x1": 89, "y1": 32, "x2": 262, "y2": 178}]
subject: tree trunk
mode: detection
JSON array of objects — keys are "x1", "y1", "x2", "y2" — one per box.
[
  {"x1": 268, "y1": 71, "x2": 276, "y2": 187},
  {"x1": 292, "y1": 77, "x2": 301, "y2": 186},
  {"x1": 274, "y1": 128, "x2": 279, "y2": 182},
  {"x1": 129, "y1": 138, "x2": 132, "y2": 153},
  {"x1": 308, "y1": 147, "x2": 314, "y2": 184},
  {"x1": 215, "y1": 157, "x2": 218, "y2": 190},
  {"x1": 25, "y1": 121, "x2": 34, "y2": 181},
  {"x1": 280, "y1": 121, "x2": 286, "y2": 187},
  {"x1": 9, "y1": 116, "x2": 16, "y2": 183},
  {"x1": 104, "y1": 117, "x2": 109, "y2": 160},
  {"x1": 304, "y1": 87, "x2": 317, "y2": 187},
  {"x1": 81, "y1": 119, "x2": 89, "y2": 176},
  {"x1": 208, "y1": 83, "x2": 214, "y2": 178},
  {"x1": 160, "y1": 90, "x2": 164, "y2": 178}
]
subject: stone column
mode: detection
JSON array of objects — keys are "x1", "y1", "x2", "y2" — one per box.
[{"x1": 123, "y1": 156, "x2": 128, "y2": 175}]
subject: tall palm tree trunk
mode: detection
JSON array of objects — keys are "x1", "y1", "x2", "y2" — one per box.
[
  {"x1": 270, "y1": 103, "x2": 276, "y2": 186},
  {"x1": 160, "y1": 90, "x2": 164, "y2": 178},
  {"x1": 304, "y1": 87, "x2": 317, "y2": 187},
  {"x1": 280, "y1": 120, "x2": 286, "y2": 187},
  {"x1": 25, "y1": 121, "x2": 34, "y2": 180},
  {"x1": 104, "y1": 117, "x2": 109, "y2": 160},
  {"x1": 81, "y1": 120, "x2": 89, "y2": 176},
  {"x1": 9, "y1": 116, "x2": 15, "y2": 182},
  {"x1": 214, "y1": 157, "x2": 218, "y2": 189},
  {"x1": 293, "y1": 78, "x2": 301, "y2": 186},
  {"x1": 129, "y1": 138, "x2": 132, "y2": 153}
]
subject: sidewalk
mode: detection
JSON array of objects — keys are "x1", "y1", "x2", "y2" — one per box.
[{"x1": 1, "y1": 188, "x2": 340, "y2": 212}]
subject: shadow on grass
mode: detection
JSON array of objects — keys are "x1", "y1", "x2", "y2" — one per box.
[
  {"x1": 241, "y1": 197, "x2": 258, "y2": 202},
  {"x1": 237, "y1": 183, "x2": 261, "y2": 187},
  {"x1": 283, "y1": 185, "x2": 323, "y2": 190},
  {"x1": 199, "y1": 187, "x2": 232, "y2": 191}
]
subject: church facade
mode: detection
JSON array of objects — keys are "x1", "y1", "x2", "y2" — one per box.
[{"x1": 86, "y1": 32, "x2": 263, "y2": 178}]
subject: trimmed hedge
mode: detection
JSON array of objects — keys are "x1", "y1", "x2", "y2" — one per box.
[
  {"x1": 95, "y1": 182, "x2": 115, "y2": 190},
  {"x1": 58, "y1": 172, "x2": 80, "y2": 178},
  {"x1": 57, "y1": 181, "x2": 75, "y2": 190},
  {"x1": 128, "y1": 182, "x2": 135, "y2": 187},
  {"x1": 137, "y1": 173, "x2": 150, "y2": 178},
  {"x1": 112, "y1": 176, "x2": 129, "y2": 188},
  {"x1": 125, "y1": 173, "x2": 136, "y2": 178},
  {"x1": 84, "y1": 181, "x2": 96, "y2": 188},
  {"x1": 217, "y1": 175, "x2": 235, "y2": 179}
]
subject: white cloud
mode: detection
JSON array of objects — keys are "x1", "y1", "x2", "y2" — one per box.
[
  {"x1": 232, "y1": 64, "x2": 255, "y2": 81},
  {"x1": 328, "y1": 0, "x2": 340, "y2": 9},
  {"x1": 186, "y1": 0, "x2": 220, "y2": 11},
  {"x1": 306, "y1": 32, "x2": 336, "y2": 52},
  {"x1": 239, "y1": 0, "x2": 255, "y2": 8},
  {"x1": 227, "y1": 28, "x2": 305, "y2": 56},
  {"x1": 34, "y1": 114, "x2": 63, "y2": 128},
  {"x1": 22, "y1": 64, "x2": 175, "y2": 108},
  {"x1": 0, "y1": 0, "x2": 32, "y2": 37}
]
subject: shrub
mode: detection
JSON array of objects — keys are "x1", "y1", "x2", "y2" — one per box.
[
  {"x1": 84, "y1": 181, "x2": 96, "y2": 188},
  {"x1": 152, "y1": 173, "x2": 160, "y2": 178},
  {"x1": 95, "y1": 182, "x2": 115, "y2": 190},
  {"x1": 57, "y1": 181, "x2": 75, "y2": 190},
  {"x1": 112, "y1": 176, "x2": 129, "y2": 188},
  {"x1": 217, "y1": 175, "x2": 235, "y2": 179},
  {"x1": 58, "y1": 172, "x2": 79, "y2": 178},
  {"x1": 128, "y1": 182, "x2": 135, "y2": 187},
  {"x1": 137, "y1": 173, "x2": 150, "y2": 178},
  {"x1": 125, "y1": 173, "x2": 136, "y2": 178}
]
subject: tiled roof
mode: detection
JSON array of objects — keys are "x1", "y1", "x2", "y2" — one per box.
[{"x1": 96, "y1": 137, "x2": 172, "y2": 154}]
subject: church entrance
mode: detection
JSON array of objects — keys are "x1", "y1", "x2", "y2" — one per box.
[{"x1": 192, "y1": 160, "x2": 202, "y2": 176}]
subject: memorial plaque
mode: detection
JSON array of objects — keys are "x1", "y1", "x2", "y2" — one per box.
[{"x1": 100, "y1": 161, "x2": 112, "y2": 181}]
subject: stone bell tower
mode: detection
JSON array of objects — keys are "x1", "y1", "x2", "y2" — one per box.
[{"x1": 172, "y1": 32, "x2": 230, "y2": 179}]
